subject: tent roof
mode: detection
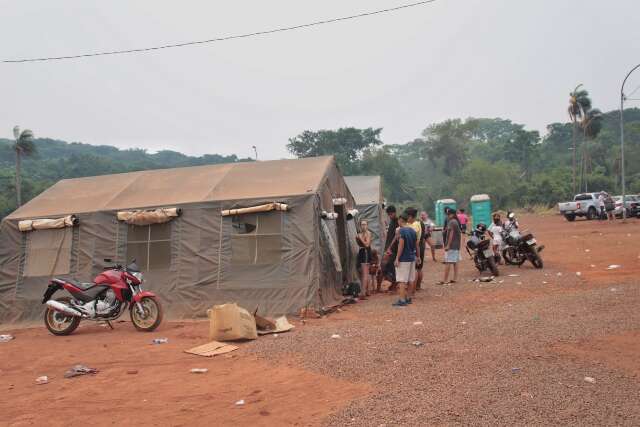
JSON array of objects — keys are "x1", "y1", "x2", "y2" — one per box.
[
  {"x1": 344, "y1": 176, "x2": 383, "y2": 206},
  {"x1": 8, "y1": 156, "x2": 335, "y2": 220}
]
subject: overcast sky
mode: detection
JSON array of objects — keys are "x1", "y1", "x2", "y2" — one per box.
[{"x1": 2, "y1": 0, "x2": 640, "y2": 160}]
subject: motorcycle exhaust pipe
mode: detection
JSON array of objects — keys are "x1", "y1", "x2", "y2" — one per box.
[{"x1": 46, "y1": 300, "x2": 83, "y2": 317}]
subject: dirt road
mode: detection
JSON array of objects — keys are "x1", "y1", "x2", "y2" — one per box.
[{"x1": 1, "y1": 214, "x2": 639, "y2": 426}]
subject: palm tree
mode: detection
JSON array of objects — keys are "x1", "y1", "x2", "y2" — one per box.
[
  {"x1": 12, "y1": 126, "x2": 36, "y2": 207},
  {"x1": 568, "y1": 85, "x2": 592, "y2": 193},
  {"x1": 579, "y1": 108, "x2": 603, "y2": 192}
]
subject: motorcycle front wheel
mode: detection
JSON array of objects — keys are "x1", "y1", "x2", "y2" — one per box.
[
  {"x1": 502, "y1": 247, "x2": 525, "y2": 266},
  {"x1": 130, "y1": 296, "x2": 163, "y2": 332},
  {"x1": 530, "y1": 252, "x2": 544, "y2": 269},
  {"x1": 44, "y1": 297, "x2": 81, "y2": 336}
]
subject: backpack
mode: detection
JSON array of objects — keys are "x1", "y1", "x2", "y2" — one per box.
[{"x1": 342, "y1": 282, "x2": 361, "y2": 298}]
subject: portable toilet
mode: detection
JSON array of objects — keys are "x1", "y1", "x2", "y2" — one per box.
[
  {"x1": 470, "y1": 194, "x2": 492, "y2": 229},
  {"x1": 435, "y1": 198, "x2": 457, "y2": 227}
]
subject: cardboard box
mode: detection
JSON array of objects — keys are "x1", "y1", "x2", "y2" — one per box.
[{"x1": 207, "y1": 303, "x2": 258, "y2": 341}]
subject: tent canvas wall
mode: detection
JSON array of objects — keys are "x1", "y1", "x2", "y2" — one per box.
[
  {"x1": 344, "y1": 176, "x2": 386, "y2": 254},
  {"x1": 0, "y1": 156, "x2": 356, "y2": 325}
]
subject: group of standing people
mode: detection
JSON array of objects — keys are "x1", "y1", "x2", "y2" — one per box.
[
  {"x1": 355, "y1": 205, "x2": 464, "y2": 307},
  {"x1": 598, "y1": 191, "x2": 616, "y2": 221}
]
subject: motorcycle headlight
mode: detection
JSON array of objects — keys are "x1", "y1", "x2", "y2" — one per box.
[{"x1": 132, "y1": 272, "x2": 144, "y2": 283}]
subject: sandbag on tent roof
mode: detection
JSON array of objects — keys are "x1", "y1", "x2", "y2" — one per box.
[
  {"x1": 344, "y1": 176, "x2": 386, "y2": 254},
  {"x1": 0, "y1": 156, "x2": 357, "y2": 325}
]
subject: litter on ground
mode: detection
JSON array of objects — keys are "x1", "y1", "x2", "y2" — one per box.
[
  {"x1": 35, "y1": 376, "x2": 49, "y2": 385},
  {"x1": 152, "y1": 338, "x2": 168, "y2": 345},
  {"x1": 576, "y1": 272, "x2": 582, "y2": 276},
  {"x1": 584, "y1": 376, "x2": 596, "y2": 384},
  {"x1": 607, "y1": 264, "x2": 621, "y2": 270},
  {"x1": 64, "y1": 365, "x2": 98, "y2": 378},
  {"x1": 331, "y1": 334, "x2": 341, "y2": 339},
  {"x1": 413, "y1": 321, "x2": 423, "y2": 326},
  {"x1": 411, "y1": 340, "x2": 424, "y2": 347},
  {"x1": 0, "y1": 334, "x2": 14, "y2": 343},
  {"x1": 235, "y1": 399, "x2": 245, "y2": 406},
  {"x1": 508, "y1": 274, "x2": 520, "y2": 277},
  {"x1": 190, "y1": 368, "x2": 208, "y2": 374}
]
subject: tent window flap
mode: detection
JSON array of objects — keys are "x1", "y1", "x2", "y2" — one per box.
[
  {"x1": 126, "y1": 222, "x2": 172, "y2": 271},
  {"x1": 24, "y1": 228, "x2": 72, "y2": 277},
  {"x1": 230, "y1": 211, "x2": 282, "y2": 265},
  {"x1": 117, "y1": 208, "x2": 181, "y2": 226}
]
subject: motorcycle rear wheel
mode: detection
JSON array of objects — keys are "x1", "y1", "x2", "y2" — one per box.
[
  {"x1": 130, "y1": 296, "x2": 163, "y2": 332},
  {"x1": 44, "y1": 297, "x2": 81, "y2": 336},
  {"x1": 502, "y1": 247, "x2": 525, "y2": 266}
]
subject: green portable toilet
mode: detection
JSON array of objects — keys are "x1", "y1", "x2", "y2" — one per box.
[
  {"x1": 470, "y1": 194, "x2": 492, "y2": 229},
  {"x1": 435, "y1": 198, "x2": 457, "y2": 227}
]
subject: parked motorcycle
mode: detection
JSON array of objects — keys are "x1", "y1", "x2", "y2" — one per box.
[
  {"x1": 42, "y1": 259, "x2": 162, "y2": 336},
  {"x1": 501, "y1": 222, "x2": 544, "y2": 269},
  {"x1": 466, "y1": 223, "x2": 500, "y2": 276}
]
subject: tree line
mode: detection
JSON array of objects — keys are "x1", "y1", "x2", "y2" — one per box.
[{"x1": 2, "y1": 105, "x2": 640, "y2": 221}]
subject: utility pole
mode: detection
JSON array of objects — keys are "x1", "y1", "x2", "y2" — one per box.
[
  {"x1": 620, "y1": 63, "x2": 640, "y2": 221},
  {"x1": 252, "y1": 145, "x2": 258, "y2": 161}
]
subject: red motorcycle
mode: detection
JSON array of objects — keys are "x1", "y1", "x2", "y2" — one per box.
[{"x1": 42, "y1": 259, "x2": 162, "y2": 336}]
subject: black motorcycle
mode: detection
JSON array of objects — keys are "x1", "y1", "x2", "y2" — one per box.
[
  {"x1": 466, "y1": 224, "x2": 499, "y2": 276},
  {"x1": 501, "y1": 223, "x2": 544, "y2": 269}
]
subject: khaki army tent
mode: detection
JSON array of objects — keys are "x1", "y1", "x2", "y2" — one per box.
[
  {"x1": 0, "y1": 156, "x2": 357, "y2": 324},
  {"x1": 344, "y1": 176, "x2": 386, "y2": 254}
]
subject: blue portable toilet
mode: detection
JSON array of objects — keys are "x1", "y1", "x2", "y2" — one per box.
[
  {"x1": 470, "y1": 194, "x2": 492, "y2": 229},
  {"x1": 435, "y1": 198, "x2": 457, "y2": 227}
]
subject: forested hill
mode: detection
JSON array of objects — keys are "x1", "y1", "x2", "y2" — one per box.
[{"x1": 0, "y1": 138, "x2": 251, "y2": 219}]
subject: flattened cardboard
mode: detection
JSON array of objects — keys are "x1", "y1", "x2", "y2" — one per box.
[
  {"x1": 185, "y1": 340, "x2": 239, "y2": 357},
  {"x1": 257, "y1": 316, "x2": 295, "y2": 335}
]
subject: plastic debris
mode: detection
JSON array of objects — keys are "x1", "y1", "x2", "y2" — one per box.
[
  {"x1": 576, "y1": 272, "x2": 582, "y2": 276},
  {"x1": 331, "y1": 334, "x2": 341, "y2": 339},
  {"x1": 479, "y1": 276, "x2": 494, "y2": 282},
  {"x1": 190, "y1": 368, "x2": 208, "y2": 374},
  {"x1": 152, "y1": 338, "x2": 168, "y2": 344},
  {"x1": 584, "y1": 376, "x2": 596, "y2": 384},
  {"x1": 512, "y1": 367, "x2": 521, "y2": 373},
  {"x1": 607, "y1": 265, "x2": 621, "y2": 270},
  {"x1": 413, "y1": 321, "x2": 423, "y2": 326},
  {"x1": 35, "y1": 376, "x2": 49, "y2": 385},
  {"x1": 498, "y1": 280, "x2": 504, "y2": 284},
  {"x1": 235, "y1": 399, "x2": 245, "y2": 406},
  {"x1": 542, "y1": 281, "x2": 548, "y2": 284},
  {"x1": 64, "y1": 365, "x2": 98, "y2": 378},
  {"x1": 0, "y1": 334, "x2": 14, "y2": 343},
  {"x1": 508, "y1": 274, "x2": 520, "y2": 277},
  {"x1": 411, "y1": 340, "x2": 424, "y2": 347}
]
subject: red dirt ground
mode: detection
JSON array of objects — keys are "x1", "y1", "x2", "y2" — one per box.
[{"x1": 1, "y1": 213, "x2": 639, "y2": 426}]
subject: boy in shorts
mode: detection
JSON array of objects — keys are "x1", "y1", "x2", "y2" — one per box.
[{"x1": 392, "y1": 214, "x2": 420, "y2": 306}]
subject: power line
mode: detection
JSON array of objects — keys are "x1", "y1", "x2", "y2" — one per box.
[{"x1": 2, "y1": 1, "x2": 438, "y2": 64}]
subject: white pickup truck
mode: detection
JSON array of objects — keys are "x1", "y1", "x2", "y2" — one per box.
[{"x1": 558, "y1": 193, "x2": 601, "y2": 221}]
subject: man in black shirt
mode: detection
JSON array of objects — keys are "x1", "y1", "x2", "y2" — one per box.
[{"x1": 382, "y1": 205, "x2": 399, "y2": 291}]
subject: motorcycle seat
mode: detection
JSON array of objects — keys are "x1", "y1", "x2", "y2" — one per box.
[{"x1": 65, "y1": 278, "x2": 98, "y2": 291}]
